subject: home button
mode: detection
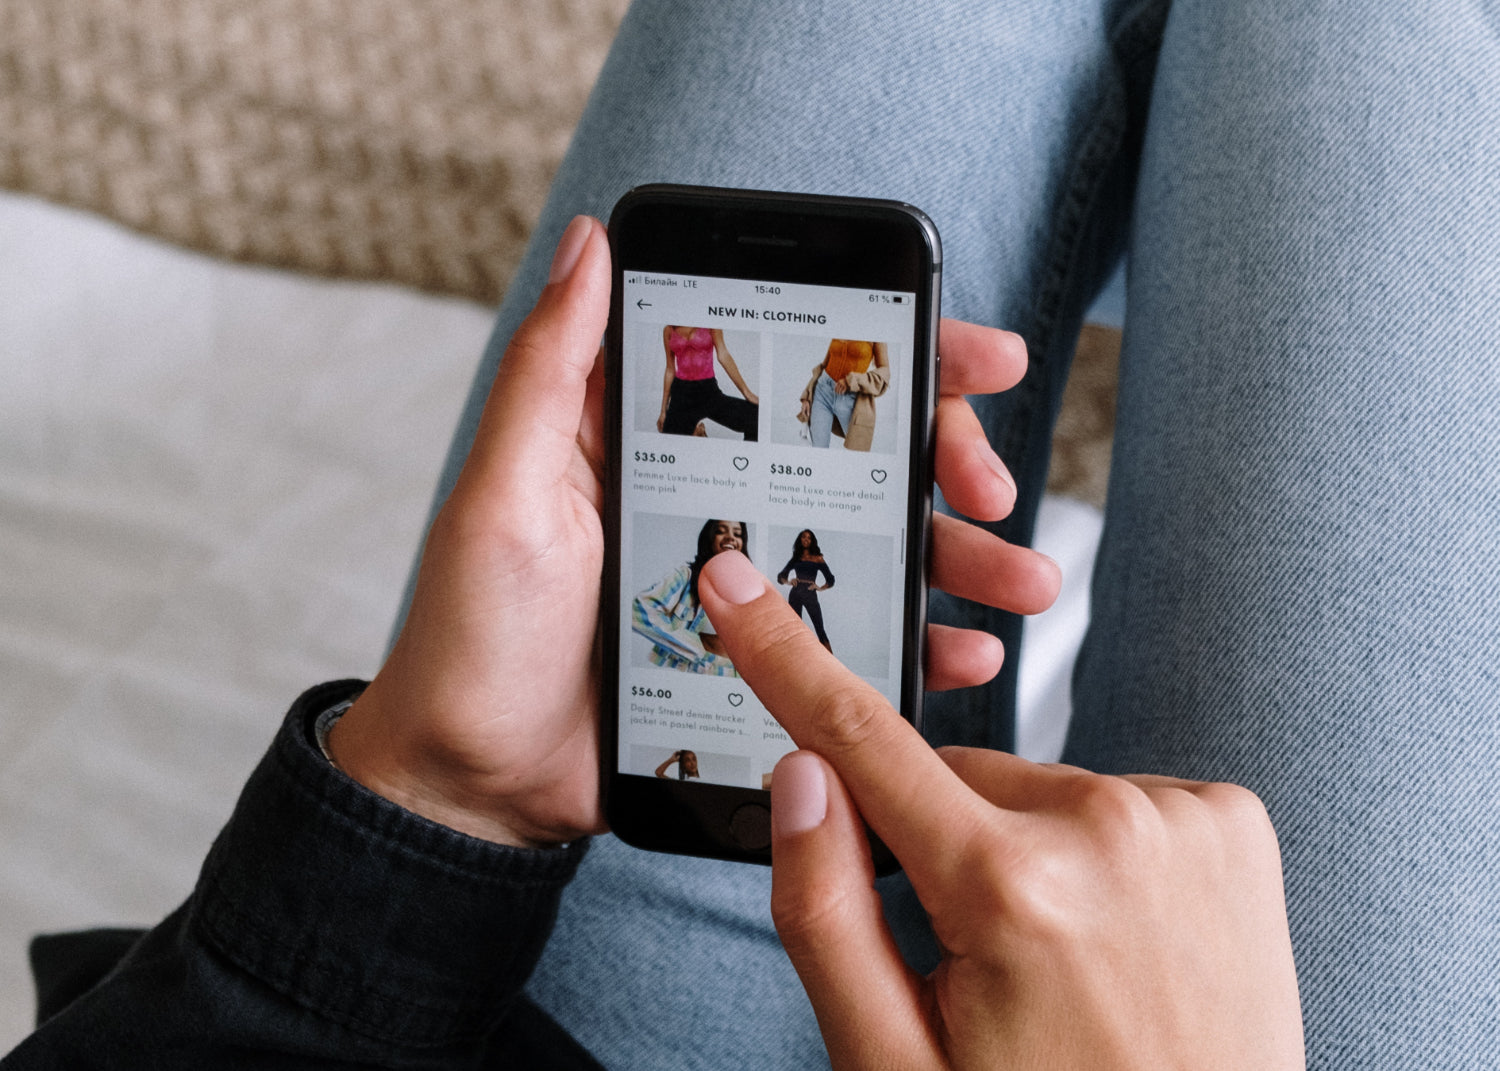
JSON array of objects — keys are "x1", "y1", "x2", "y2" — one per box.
[{"x1": 729, "y1": 802, "x2": 772, "y2": 851}]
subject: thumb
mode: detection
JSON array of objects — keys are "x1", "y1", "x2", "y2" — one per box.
[
  {"x1": 458, "y1": 215, "x2": 610, "y2": 500},
  {"x1": 771, "y1": 751, "x2": 931, "y2": 1070}
]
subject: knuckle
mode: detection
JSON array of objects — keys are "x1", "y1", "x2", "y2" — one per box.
[
  {"x1": 807, "y1": 686, "x2": 886, "y2": 756},
  {"x1": 503, "y1": 318, "x2": 548, "y2": 372},
  {"x1": 749, "y1": 613, "x2": 824, "y2": 679},
  {"x1": 759, "y1": 612, "x2": 817, "y2": 657},
  {"x1": 1066, "y1": 774, "x2": 1162, "y2": 855},
  {"x1": 1071, "y1": 772, "x2": 1151, "y2": 825},
  {"x1": 1197, "y1": 781, "x2": 1278, "y2": 844},
  {"x1": 959, "y1": 830, "x2": 1071, "y2": 943},
  {"x1": 933, "y1": 744, "x2": 978, "y2": 776},
  {"x1": 962, "y1": 826, "x2": 1026, "y2": 898},
  {"x1": 1198, "y1": 779, "x2": 1268, "y2": 817},
  {"x1": 507, "y1": 302, "x2": 592, "y2": 381},
  {"x1": 1038, "y1": 760, "x2": 1089, "y2": 777},
  {"x1": 771, "y1": 874, "x2": 863, "y2": 958}
]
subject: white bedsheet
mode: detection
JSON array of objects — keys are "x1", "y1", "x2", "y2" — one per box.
[{"x1": 0, "y1": 190, "x2": 1100, "y2": 1046}]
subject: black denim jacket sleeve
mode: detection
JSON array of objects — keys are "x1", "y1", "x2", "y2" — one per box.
[{"x1": 4, "y1": 680, "x2": 602, "y2": 1070}]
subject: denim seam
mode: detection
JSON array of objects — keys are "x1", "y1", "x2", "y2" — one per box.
[{"x1": 1003, "y1": 0, "x2": 1169, "y2": 509}]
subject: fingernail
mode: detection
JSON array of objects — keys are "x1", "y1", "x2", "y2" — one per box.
[
  {"x1": 773, "y1": 751, "x2": 827, "y2": 837},
  {"x1": 703, "y1": 551, "x2": 764, "y2": 605},
  {"x1": 976, "y1": 439, "x2": 1016, "y2": 495},
  {"x1": 547, "y1": 215, "x2": 592, "y2": 284}
]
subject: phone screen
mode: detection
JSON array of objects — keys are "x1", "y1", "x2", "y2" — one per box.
[{"x1": 615, "y1": 269, "x2": 921, "y2": 790}]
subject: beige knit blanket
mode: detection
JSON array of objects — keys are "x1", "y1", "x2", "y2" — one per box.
[{"x1": 0, "y1": 0, "x2": 1116, "y2": 505}]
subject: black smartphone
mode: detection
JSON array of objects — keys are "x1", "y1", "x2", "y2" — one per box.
[{"x1": 602, "y1": 184, "x2": 941, "y2": 864}]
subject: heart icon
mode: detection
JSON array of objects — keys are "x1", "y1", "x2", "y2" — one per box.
[
  {"x1": 733, "y1": 456, "x2": 749, "y2": 471},
  {"x1": 870, "y1": 469, "x2": 887, "y2": 484},
  {"x1": 727, "y1": 693, "x2": 744, "y2": 707}
]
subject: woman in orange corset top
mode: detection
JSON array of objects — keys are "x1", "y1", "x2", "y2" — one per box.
[
  {"x1": 658, "y1": 325, "x2": 760, "y2": 440},
  {"x1": 797, "y1": 338, "x2": 890, "y2": 451}
]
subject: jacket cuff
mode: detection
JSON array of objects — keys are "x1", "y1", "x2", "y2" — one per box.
[{"x1": 190, "y1": 680, "x2": 589, "y2": 1047}]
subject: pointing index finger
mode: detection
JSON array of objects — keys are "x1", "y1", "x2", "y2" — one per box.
[{"x1": 698, "y1": 551, "x2": 992, "y2": 875}]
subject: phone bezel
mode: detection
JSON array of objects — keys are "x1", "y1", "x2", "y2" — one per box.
[{"x1": 602, "y1": 184, "x2": 942, "y2": 865}]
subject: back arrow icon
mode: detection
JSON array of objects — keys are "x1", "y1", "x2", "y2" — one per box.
[{"x1": 636, "y1": 299, "x2": 652, "y2": 310}]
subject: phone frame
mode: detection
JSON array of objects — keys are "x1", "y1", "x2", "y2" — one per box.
[{"x1": 602, "y1": 184, "x2": 942, "y2": 864}]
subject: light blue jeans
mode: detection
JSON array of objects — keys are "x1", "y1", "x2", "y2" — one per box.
[
  {"x1": 807, "y1": 372, "x2": 856, "y2": 449},
  {"x1": 406, "y1": 1, "x2": 1500, "y2": 1066}
]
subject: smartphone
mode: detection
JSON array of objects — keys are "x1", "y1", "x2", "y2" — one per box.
[{"x1": 602, "y1": 184, "x2": 941, "y2": 864}]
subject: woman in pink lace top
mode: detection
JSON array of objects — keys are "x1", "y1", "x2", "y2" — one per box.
[{"x1": 657, "y1": 325, "x2": 760, "y2": 440}]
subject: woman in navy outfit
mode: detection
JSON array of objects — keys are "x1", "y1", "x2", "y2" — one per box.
[{"x1": 777, "y1": 529, "x2": 835, "y2": 651}]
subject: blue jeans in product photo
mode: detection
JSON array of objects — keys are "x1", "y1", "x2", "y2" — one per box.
[{"x1": 807, "y1": 372, "x2": 857, "y2": 449}]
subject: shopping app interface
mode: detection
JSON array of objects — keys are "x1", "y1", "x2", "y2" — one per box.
[{"x1": 618, "y1": 270, "x2": 918, "y2": 789}]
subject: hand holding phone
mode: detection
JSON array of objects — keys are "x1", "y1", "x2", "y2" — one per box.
[
  {"x1": 324, "y1": 215, "x2": 616, "y2": 849},
  {"x1": 327, "y1": 206, "x2": 1056, "y2": 855},
  {"x1": 695, "y1": 549, "x2": 1306, "y2": 1070}
]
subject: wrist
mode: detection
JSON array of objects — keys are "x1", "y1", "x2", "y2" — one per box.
[{"x1": 325, "y1": 686, "x2": 549, "y2": 849}]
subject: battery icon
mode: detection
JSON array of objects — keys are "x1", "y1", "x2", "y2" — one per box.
[{"x1": 892, "y1": 294, "x2": 907, "y2": 304}]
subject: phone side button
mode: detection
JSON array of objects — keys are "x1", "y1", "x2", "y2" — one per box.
[{"x1": 729, "y1": 802, "x2": 772, "y2": 851}]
